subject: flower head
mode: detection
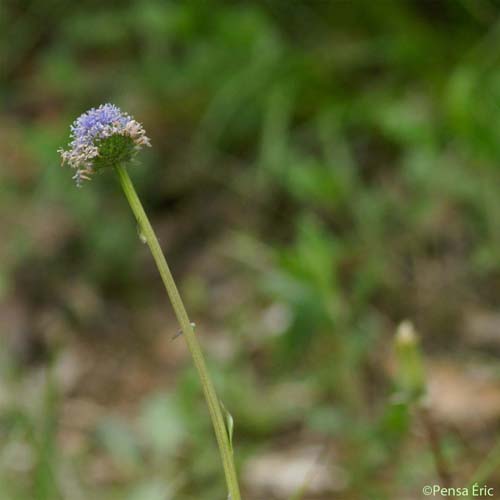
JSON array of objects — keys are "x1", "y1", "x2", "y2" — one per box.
[{"x1": 58, "y1": 104, "x2": 151, "y2": 186}]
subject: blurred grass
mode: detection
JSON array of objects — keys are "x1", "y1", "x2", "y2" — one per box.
[{"x1": 2, "y1": 0, "x2": 500, "y2": 498}]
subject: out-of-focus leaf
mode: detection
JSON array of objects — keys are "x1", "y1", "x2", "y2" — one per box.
[
  {"x1": 126, "y1": 480, "x2": 173, "y2": 500},
  {"x1": 95, "y1": 417, "x2": 141, "y2": 469},
  {"x1": 139, "y1": 393, "x2": 187, "y2": 456}
]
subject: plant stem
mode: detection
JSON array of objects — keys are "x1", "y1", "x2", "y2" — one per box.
[
  {"x1": 466, "y1": 436, "x2": 500, "y2": 496},
  {"x1": 419, "y1": 406, "x2": 452, "y2": 487},
  {"x1": 115, "y1": 164, "x2": 241, "y2": 500}
]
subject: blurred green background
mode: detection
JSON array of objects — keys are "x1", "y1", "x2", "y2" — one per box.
[{"x1": 3, "y1": 1, "x2": 500, "y2": 498}]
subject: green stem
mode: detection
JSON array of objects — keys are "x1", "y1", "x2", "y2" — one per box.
[{"x1": 115, "y1": 164, "x2": 241, "y2": 500}]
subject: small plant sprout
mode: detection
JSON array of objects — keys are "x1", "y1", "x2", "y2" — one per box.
[
  {"x1": 394, "y1": 320, "x2": 426, "y2": 403},
  {"x1": 59, "y1": 104, "x2": 242, "y2": 500},
  {"x1": 394, "y1": 321, "x2": 452, "y2": 487}
]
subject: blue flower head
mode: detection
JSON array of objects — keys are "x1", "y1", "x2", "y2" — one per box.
[{"x1": 58, "y1": 104, "x2": 151, "y2": 186}]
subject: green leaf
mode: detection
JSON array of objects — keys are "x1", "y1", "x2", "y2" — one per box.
[{"x1": 219, "y1": 400, "x2": 234, "y2": 454}]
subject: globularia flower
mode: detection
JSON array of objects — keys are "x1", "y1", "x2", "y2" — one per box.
[{"x1": 58, "y1": 104, "x2": 151, "y2": 186}]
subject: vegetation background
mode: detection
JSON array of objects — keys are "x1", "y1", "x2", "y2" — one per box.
[{"x1": 2, "y1": 0, "x2": 500, "y2": 498}]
